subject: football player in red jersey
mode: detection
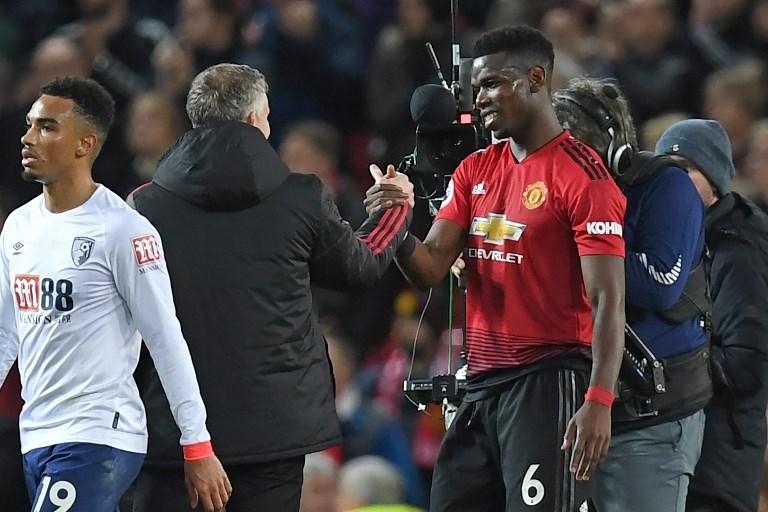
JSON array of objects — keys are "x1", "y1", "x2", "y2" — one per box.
[{"x1": 367, "y1": 26, "x2": 626, "y2": 512}]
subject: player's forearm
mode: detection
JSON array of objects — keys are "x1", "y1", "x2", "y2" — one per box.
[
  {"x1": 395, "y1": 237, "x2": 451, "y2": 289},
  {"x1": 589, "y1": 292, "x2": 625, "y2": 391},
  {"x1": 139, "y1": 319, "x2": 210, "y2": 445}
]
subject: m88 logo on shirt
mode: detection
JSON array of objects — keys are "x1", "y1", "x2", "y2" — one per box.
[
  {"x1": 131, "y1": 235, "x2": 161, "y2": 266},
  {"x1": 13, "y1": 274, "x2": 74, "y2": 313}
]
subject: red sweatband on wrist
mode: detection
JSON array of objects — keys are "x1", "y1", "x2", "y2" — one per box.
[
  {"x1": 183, "y1": 440, "x2": 214, "y2": 461},
  {"x1": 585, "y1": 386, "x2": 614, "y2": 407}
]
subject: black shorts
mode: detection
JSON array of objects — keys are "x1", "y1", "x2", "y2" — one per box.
[
  {"x1": 131, "y1": 456, "x2": 304, "y2": 512},
  {"x1": 430, "y1": 367, "x2": 589, "y2": 512}
]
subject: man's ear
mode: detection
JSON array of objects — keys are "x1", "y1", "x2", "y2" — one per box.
[
  {"x1": 76, "y1": 133, "x2": 98, "y2": 158},
  {"x1": 528, "y1": 65, "x2": 547, "y2": 93},
  {"x1": 244, "y1": 111, "x2": 259, "y2": 128}
]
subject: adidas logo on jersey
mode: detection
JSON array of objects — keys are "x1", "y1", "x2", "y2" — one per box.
[
  {"x1": 586, "y1": 221, "x2": 623, "y2": 236},
  {"x1": 472, "y1": 182, "x2": 487, "y2": 195}
]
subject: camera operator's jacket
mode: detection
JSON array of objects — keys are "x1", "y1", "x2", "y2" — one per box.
[
  {"x1": 690, "y1": 192, "x2": 768, "y2": 512},
  {"x1": 129, "y1": 120, "x2": 411, "y2": 466},
  {"x1": 618, "y1": 156, "x2": 710, "y2": 430}
]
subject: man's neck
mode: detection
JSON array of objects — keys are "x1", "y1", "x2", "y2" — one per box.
[
  {"x1": 43, "y1": 172, "x2": 98, "y2": 213},
  {"x1": 510, "y1": 106, "x2": 563, "y2": 161}
]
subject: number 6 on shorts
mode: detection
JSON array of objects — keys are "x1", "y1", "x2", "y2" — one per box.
[
  {"x1": 522, "y1": 464, "x2": 545, "y2": 506},
  {"x1": 33, "y1": 475, "x2": 77, "y2": 512}
]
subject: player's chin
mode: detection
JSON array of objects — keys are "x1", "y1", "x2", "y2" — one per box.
[
  {"x1": 21, "y1": 168, "x2": 45, "y2": 184},
  {"x1": 492, "y1": 127, "x2": 513, "y2": 140}
]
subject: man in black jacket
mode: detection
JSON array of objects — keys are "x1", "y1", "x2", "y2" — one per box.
[
  {"x1": 656, "y1": 119, "x2": 768, "y2": 512},
  {"x1": 129, "y1": 63, "x2": 414, "y2": 512}
]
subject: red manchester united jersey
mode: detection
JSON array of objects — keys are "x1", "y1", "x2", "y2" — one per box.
[{"x1": 436, "y1": 131, "x2": 626, "y2": 376}]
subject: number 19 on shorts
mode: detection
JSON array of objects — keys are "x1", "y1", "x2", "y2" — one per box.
[{"x1": 33, "y1": 476, "x2": 76, "y2": 512}]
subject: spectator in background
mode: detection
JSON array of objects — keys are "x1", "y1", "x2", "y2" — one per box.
[
  {"x1": 640, "y1": 111, "x2": 689, "y2": 151},
  {"x1": 745, "y1": 120, "x2": 768, "y2": 212},
  {"x1": 280, "y1": 120, "x2": 366, "y2": 229},
  {"x1": 337, "y1": 456, "x2": 425, "y2": 512},
  {"x1": 599, "y1": 0, "x2": 706, "y2": 126},
  {"x1": 688, "y1": 0, "x2": 755, "y2": 69},
  {"x1": 655, "y1": 118, "x2": 768, "y2": 512},
  {"x1": 124, "y1": 92, "x2": 185, "y2": 189},
  {"x1": 12, "y1": 36, "x2": 90, "y2": 108},
  {"x1": 753, "y1": 0, "x2": 768, "y2": 65},
  {"x1": 57, "y1": 0, "x2": 170, "y2": 104},
  {"x1": 367, "y1": 0, "x2": 450, "y2": 167},
  {"x1": 255, "y1": 0, "x2": 364, "y2": 142},
  {"x1": 153, "y1": 0, "x2": 263, "y2": 102},
  {"x1": 703, "y1": 60, "x2": 766, "y2": 170},
  {"x1": 539, "y1": 7, "x2": 590, "y2": 90},
  {"x1": 300, "y1": 452, "x2": 338, "y2": 512},
  {"x1": 327, "y1": 332, "x2": 427, "y2": 507}
]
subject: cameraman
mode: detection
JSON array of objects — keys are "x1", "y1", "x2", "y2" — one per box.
[
  {"x1": 553, "y1": 79, "x2": 711, "y2": 512},
  {"x1": 656, "y1": 119, "x2": 768, "y2": 512},
  {"x1": 369, "y1": 26, "x2": 626, "y2": 511}
]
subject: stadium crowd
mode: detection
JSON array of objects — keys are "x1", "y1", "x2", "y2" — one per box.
[{"x1": 1, "y1": 0, "x2": 768, "y2": 511}]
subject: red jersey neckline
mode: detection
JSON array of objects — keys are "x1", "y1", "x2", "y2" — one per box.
[{"x1": 506, "y1": 130, "x2": 570, "y2": 164}]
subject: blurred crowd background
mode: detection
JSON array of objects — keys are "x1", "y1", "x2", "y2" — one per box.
[{"x1": 1, "y1": 0, "x2": 768, "y2": 511}]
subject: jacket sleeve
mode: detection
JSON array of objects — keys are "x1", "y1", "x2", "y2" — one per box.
[
  {"x1": 310, "y1": 182, "x2": 411, "y2": 290},
  {"x1": 710, "y1": 238, "x2": 768, "y2": 395},
  {"x1": 625, "y1": 168, "x2": 705, "y2": 310}
]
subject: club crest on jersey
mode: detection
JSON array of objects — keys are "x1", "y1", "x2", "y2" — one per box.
[
  {"x1": 470, "y1": 213, "x2": 526, "y2": 245},
  {"x1": 71, "y1": 237, "x2": 95, "y2": 266},
  {"x1": 131, "y1": 235, "x2": 161, "y2": 266},
  {"x1": 522, "y1": 181, "x2": 548, "y2": 209}
]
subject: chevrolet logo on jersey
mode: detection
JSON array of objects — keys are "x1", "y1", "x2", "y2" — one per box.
[{"x1": 470, "y1": 214, "x2": 526, "y2": 245}]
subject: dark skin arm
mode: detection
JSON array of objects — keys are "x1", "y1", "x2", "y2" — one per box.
[
  {"x1": 561, "y1": 254, "x2": 625, "y2": 481},
  {"x1": 397, "y1": 220, "x2": 465, "y2": 289}
]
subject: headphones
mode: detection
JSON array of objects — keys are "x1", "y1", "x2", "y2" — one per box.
[{"x1": 554, "y1": 86, "x2": 634, "y2": 176}]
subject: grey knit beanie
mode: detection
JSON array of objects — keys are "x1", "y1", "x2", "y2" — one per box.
[{"x1": 655, "y1": 118, "x2": 736, "y2": 195}]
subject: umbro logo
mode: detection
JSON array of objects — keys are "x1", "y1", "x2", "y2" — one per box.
[
  {"x1": 12, "y1": 242, "x2": 23, "y2": 255},
  {"x1": 472, "y1": 182, "x2": 487, "y2": 195}
]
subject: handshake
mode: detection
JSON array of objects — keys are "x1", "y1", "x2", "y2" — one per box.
[{"x1": 364, "y1": 164, "x2": 415, "y2": 213}]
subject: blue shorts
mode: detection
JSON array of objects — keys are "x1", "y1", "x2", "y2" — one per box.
[{"x1": 23, "y1": 442, "x2": 144, "y2": 512}]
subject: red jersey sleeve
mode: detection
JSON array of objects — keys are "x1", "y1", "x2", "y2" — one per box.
[
  {"x1": 435, "y1": 156, "x2": 473, "y2": 230},
  {"x1": 565, "y1": 171, "x2": 627, "y2": 258}
]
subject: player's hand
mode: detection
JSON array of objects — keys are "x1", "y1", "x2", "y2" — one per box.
[
  {"x1": 364, "y1": 164, "x2": 415, "y2": 213},
  {"x1": 184, "y1": 455, "x2": 232, "y2": 512},
  {"x1": 560, "y1": 400, "x2": 611, "y2": 481}
]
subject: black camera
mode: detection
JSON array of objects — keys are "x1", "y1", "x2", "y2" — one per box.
[{"x1": 399, "y1": 45, "x2": 489, "y2": 205}]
